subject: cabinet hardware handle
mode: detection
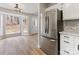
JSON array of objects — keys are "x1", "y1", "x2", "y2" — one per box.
[
  {"x1": 64, "y1": 50, "x2": 70, "y2": 54},
  {"x1": 78, "y1": 45, "x2": 79, "y2": 50},
  {"x1": 64, "y1": 41, "x2": 70, "y2": 43},
  {"x1": 64, "y1": 36, "x2": 69, "y2": 38},
  {"x1": 50, "y1": 39, "x2": 55, "y2": 42}
]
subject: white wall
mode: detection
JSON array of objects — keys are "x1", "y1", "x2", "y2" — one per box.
[
  {"x1": 0, "y1": 6, "x2": 37, "y2": 17},
  {"x1": 0, "y1": 14, "x2": 7, "y2": 39},
  {"x1": 0, "y1": 3, "x2": 38, "y2": 14},
  {"x1": 0, "y1": 14, "x2": 3, "y2": 36}
]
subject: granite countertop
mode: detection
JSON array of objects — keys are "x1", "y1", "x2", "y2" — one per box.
[{"x1": 59, "y1": 31, "x2": 79, "y2": 37}]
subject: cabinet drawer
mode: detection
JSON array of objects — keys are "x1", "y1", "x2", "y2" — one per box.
[
  {"x1": 60, "y1": 34, "x2": 74, "y2": 54},
  {"x1": 60, "y1": 50, "x2": 74, "y2": 55},
  {"x1": 61, "y1": 43, "x2": 73, "y2": 53},
  {"x1": 60, "y1": 34, "x2": 73, "y2": 43},
  {"x1": 60, "y1": 39, "x2": 73, "y2": 53}
]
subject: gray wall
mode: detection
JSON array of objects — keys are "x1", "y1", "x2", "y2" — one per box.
[
  {"x1": 40, "y1": 3, "x2": 49, "y2": 35},
  {"x1": 28, "y1": 15, "x2": 38, "y2": 35}
]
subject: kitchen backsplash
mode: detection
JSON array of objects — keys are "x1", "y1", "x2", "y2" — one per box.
[{"x1": 64, "y1": 19, "x2": 79, "y2": 32}]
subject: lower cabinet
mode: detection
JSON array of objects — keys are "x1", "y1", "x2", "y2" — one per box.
[
  {"x1": 60, "y1": 50, "x2": 73, "y2": 55},
  {"x1": 60, "y1": 33, "x2": 79, "y2": 55},
  {"x1": 74, "y1": 37, "x2": 79, "y2": 55}
]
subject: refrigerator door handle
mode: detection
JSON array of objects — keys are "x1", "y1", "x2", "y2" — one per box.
[
  {"x1": 45, "y1": 16, "x2": 47, "y2": 33},
  {"x1": 78, "y1": 44, "x2": 79, "y2": 50},
  {"x1": 47, "y1": 16, "x2": 49, "y2": 34},
  {"x1": 50, "y1": 39, "x2": 56, "y2": 42}
]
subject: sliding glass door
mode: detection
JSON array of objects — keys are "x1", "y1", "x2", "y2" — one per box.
[
  {"x1": 5, "y1": 15, "x2": 20, "y2": 35},
  {"x1": 0, "y1": 13, "x2": 29, "y2": 38}
]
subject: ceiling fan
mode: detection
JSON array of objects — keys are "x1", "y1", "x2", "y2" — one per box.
[{"x1": 14, "y1": 4, "x2": 23, "y2": 13}]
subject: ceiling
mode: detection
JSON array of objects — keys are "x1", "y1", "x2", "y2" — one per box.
[{"x1": 0, "y1": 3, "x2": 39, "y2": 14}]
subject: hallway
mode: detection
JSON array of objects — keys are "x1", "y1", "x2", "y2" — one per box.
[{"x1": 0, "y1": 35, "x2": 45, "y2": 55}]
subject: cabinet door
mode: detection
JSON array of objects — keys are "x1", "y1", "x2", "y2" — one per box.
[
  {"x1": 74, "y1": 37, "x2": 79, "y2": 55},
  {"x1": 60, "y1": 34, "x2": 74, "y2": 55},
  {"x1": 63, "y1": 3, "x2": 79, "y2": 20}
]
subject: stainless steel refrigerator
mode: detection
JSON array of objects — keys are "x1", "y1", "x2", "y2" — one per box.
[{"x1": 40, "y1": 9, "x2": 63, "y2": 55}]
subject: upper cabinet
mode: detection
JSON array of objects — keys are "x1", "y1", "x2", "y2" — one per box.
[
  {"x1": 45, "y1": 3, "x2": 79, "y2": 20},
  {"x1": 63, "y1": 3, "x2": 79, "y2": 20},
  {"x1": 45, "y1": 4, "x2": 62, "y2": 12}
]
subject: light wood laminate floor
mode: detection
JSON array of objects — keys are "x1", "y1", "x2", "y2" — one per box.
[{"x1": 0, "y1": 35, "x2": 46, "y2": 55}]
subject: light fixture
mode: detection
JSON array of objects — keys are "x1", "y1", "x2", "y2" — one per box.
[{"x1": 14, "y1": 4, "x2": 22, "y2": 13}]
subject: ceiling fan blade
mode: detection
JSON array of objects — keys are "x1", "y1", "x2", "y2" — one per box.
[
  {"x1": 15, "y1": 4, "x2": 19, "y2": 8},
  {"x1": 14, "y1": 4, "x2": 23, "y2": 13}
]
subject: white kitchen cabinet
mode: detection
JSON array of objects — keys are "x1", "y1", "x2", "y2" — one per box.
[
  {"x1": 74, "y1": 37, "x2": 79, "y2": 55},
  {"x1": 45, "y1": 4, "x2": 62, "y2": 12},
  {"x1": 63, "y1": 3, "x2": 79, "y2": 20},
  {"x1": 60, "y1": 34, "x2": 74, "y2": 55},
  {"x1": 60, "y1": 32, "x2": 79, "y2": 55}
]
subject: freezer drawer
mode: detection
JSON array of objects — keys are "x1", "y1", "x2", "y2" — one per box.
[{"x1": 40, "y1": 36, "x2": 58, "y2": 55}]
